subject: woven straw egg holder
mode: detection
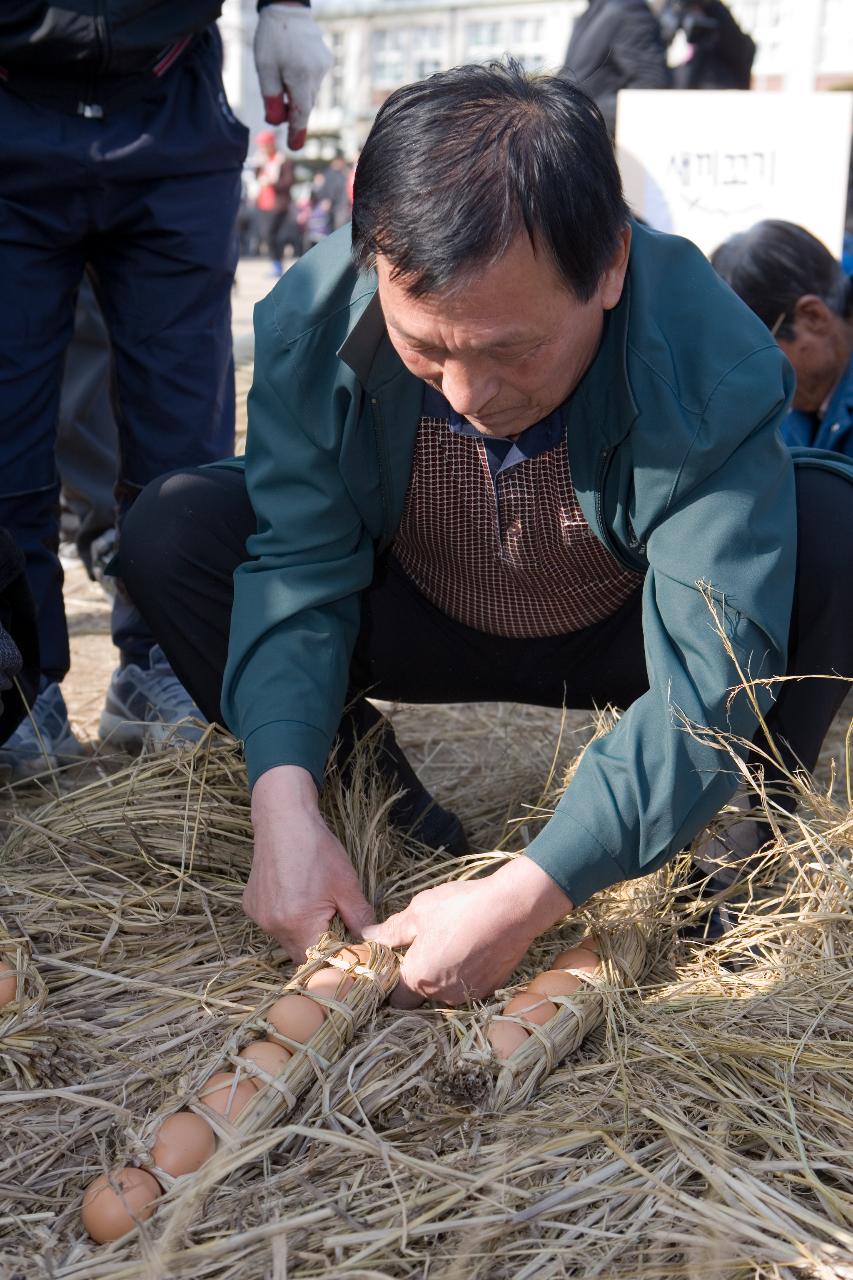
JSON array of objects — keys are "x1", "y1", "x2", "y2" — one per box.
[
  {"x1": 136, "y1": 932, "x2": 399, "y2": 1189},
  {"x1": 457, "y1": 923, "x2": 648, "y2": 1109}
]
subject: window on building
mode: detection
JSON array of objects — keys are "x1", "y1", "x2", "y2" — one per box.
[
  {"x1": 411, "y1": 25, "x2": 444, "y2": 80},
  {"x1": 464, "y1": 20, "x2": 505, "y2": 61},
  {"x1": 325, "y1": 29, "x2": 344, "y2": 111},
  {"x1": 511, "y1": 17, "x2": 544, "y2": 44},
  {"x1": 371, "y1": 28, "x2": 407, "y2": 89}
]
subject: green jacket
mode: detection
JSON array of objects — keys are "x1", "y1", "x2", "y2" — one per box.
[{"x1": 222, "y1": 220, "x2": 798, "y2": 906}]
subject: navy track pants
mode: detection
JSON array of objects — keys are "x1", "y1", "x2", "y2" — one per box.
[{"x1": 0, "y1": 30, "x2": 248, "y2": 678}]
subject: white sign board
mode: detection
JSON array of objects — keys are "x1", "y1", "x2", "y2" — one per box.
[{"x1": 616, "y1": 90, "x2": 852, "y2": 259}]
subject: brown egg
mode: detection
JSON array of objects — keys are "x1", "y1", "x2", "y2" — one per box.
[
  {"x1": 528, "y1": 969, "x2": 583, "y2": 998},
  {"x1": 237, "y1": 1037, "x2": 293, "y2": 1087},
  {"x1": 304, "y1": 966, "x2": 355, "y2": 1000},
  {"x1": 503, "y1": 991, "x2": 559, "y2": 1025},
  {"x1": 487, "y1": 1015, "x2": 531, "y2": 1060},
  {"x1": 266, "y1": 993, "x2": 327, "y2": 1044},
  {"x1": 0, "y1": 963, "x2": 17, "y2": 1006},
  {"x1": 150, "y1": 1111, "x2": 216, "y2": 1178},
  {"x1": 81, "y1": 1166, "x2": 161, "y2": 1243},
  {"x1": 198, "y1": 1071, "x2": 257, "y2": 1121},
  {"x1": 552, "y1": 945, "x2": 600, "y2": 973}
]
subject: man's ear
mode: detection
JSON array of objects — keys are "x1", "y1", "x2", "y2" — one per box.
[
  {"x1": 792, "y1": 294, "x2": 834, "y2": 336},
  {"x1": 600, "y1": 225, "x2": 632, "y2": 312}
]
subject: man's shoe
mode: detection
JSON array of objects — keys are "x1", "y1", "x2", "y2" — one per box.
[
  {"x1": 99, "y1": 645, "x2": 206, "y2": 752},
  {"x1": 677, "y1": 863, "x2": 742, "y2": 942},
  {"x1": 0, "y1": 681, "x2": 86, "y2": 781},
  {"x1": 389, "y1": 787, "x2": 470, "y2": 856}
]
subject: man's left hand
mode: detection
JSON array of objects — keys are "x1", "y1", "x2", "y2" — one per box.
[
  {"x1": 362, "y1": 857, "x2": 573, "y2": 1007},
  {"x1": 253, "y1": 3, "x2": 333, "y2": 149}
]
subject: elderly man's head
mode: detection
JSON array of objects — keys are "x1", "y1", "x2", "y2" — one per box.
[
  {"x1": 351, "y1": 61, "x2": 631, "y2": 436},
  {"x1": 712, "y1": 220, "x2": 853, "y2": 414}
]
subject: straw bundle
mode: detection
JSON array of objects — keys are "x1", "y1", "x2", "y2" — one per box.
[
  {"x1": 1, "y1": 692, "x2": 851, "y2": 1277},
  {"x1": 135, "y1": 932, "x2": 397, "y2": 1171},
  {"x1": 457, "y1": 919, "x2": 649, "y2": 1109}
]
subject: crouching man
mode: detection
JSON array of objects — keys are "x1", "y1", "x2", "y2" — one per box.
[{"x1": 122, "y1": 62, "x2": 853, "y2": 1007}]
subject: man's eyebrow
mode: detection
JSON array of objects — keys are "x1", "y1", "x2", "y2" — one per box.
[{"x1": 387, "y1": 322, "x2": 540, "y2": 350}]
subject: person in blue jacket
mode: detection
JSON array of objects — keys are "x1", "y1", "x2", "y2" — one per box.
[{"x1": 712, "y1": 220, "x2": 853, "y2": 460}]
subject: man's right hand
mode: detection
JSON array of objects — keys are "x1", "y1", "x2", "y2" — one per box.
[{"x1": 245, "y1": 764, "x2": 375, "y2": 960}]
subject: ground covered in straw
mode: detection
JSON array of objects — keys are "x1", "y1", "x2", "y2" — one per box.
[{"x1": 1, "y1": 696, "x2": 852, "y2": 1279}]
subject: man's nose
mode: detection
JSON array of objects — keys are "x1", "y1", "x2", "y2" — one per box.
[{"x1": 439, "y1": 358, "x2": 500, "y2": 419}]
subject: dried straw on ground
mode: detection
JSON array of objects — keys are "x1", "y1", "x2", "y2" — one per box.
[
  {"x1": 0, "y1": 920, "x2": 52, "y2": 1088},
  {"x1": 1, "y1": 693, "x2": 852, "y2": 1278}
]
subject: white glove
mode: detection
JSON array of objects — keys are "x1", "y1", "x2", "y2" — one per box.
[{"x1": 253, "y1": 3, "x2": 333, "y2": 150}]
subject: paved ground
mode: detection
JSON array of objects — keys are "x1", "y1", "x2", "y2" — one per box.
[{"x1": 231, "y1": 253, "x2": 285, "y2": 360}]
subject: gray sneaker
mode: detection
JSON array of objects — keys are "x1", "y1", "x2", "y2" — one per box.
[
  {"x1": 99, "y1": 645, "x2": 207, "y2": 752},
  {"x1": 0, "y1": 681, "x2": 87, "y2": 781}
]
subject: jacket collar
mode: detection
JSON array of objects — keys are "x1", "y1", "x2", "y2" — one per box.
[
  {"x1": 567, "y1": 271, "x2": 639, "y2": 447},
  {"x1": 337, "y1": 282, "x2": 410, "y2": 393}
]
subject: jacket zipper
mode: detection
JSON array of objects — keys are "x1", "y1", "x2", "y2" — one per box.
[
  {"x1": 370, "y1": 396, "x2": 394, "y2": 549},
  {"x1": 595, "y1": 445, "x2": 644, "y2": 573}
]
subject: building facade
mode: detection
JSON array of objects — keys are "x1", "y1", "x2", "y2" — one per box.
[{"x1": 221, "y1": 0, "x2": 853, "y2": 156}]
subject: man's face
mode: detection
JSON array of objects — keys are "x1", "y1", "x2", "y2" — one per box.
[{"x1": 377, "y1": 229, "x2": 631, "y2": 438}]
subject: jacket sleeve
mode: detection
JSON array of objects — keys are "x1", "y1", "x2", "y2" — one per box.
[
  {"x1": 526, "y1": 347, "x2": 796, "y2": 904},
  {"x1": 220, "y1": 297, "x2": 374, "y2": 790},
  {"x1": 611, "y1": 3, "x2": 672, "y2": 90}
]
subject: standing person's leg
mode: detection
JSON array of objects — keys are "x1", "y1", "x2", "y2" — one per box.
[
  {"x1": 87, "y1": 30, "x2": 247, "y2": 746},
  {"x1": 55, "y1": 271, "x2": 120, "y2": 580},
  {"x1": 267, "y1": 209, "x2": 287, "y2": 276},
  {"x1": 0, "y1": 88, "x2": 89, "y2": 774}
]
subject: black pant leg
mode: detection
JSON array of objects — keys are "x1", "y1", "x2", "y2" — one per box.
[
  {"x1": 753, "y1": 464, "x2": 853, "y2": 803},
  {"x1": 120, "y1": 465, "x2": 255, "y2": 724}
]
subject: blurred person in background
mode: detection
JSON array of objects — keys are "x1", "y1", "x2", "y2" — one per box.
[
  {"x1": 657, "y1": 0, "x2": 755, "y2": 89},
  {"x1": 712, "y1": 220, "x2": 853, "y2": 459},
  {"x1": 322, "y1": 152, "x2": 354, "y2": 231},
  {"x1": 254, "y1": 128, "x2": 297, "y2": 277},
  {"x1": 303, "y1": 173, "x2": 334, "y2": 250},
  {"x1": 560, "y1": 0, "x2": 671, "y2": 137},
  {"x1": 0, "y1": 1, "x2": 331, "y2": 779}
]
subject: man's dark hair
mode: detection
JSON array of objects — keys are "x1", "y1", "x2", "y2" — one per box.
[
  {"x1": 351, "y1": 59, "x2": 629, "y2": 301},
  {"x1": 711, "y1": 219, "x2": 851, "y2": 341}
]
